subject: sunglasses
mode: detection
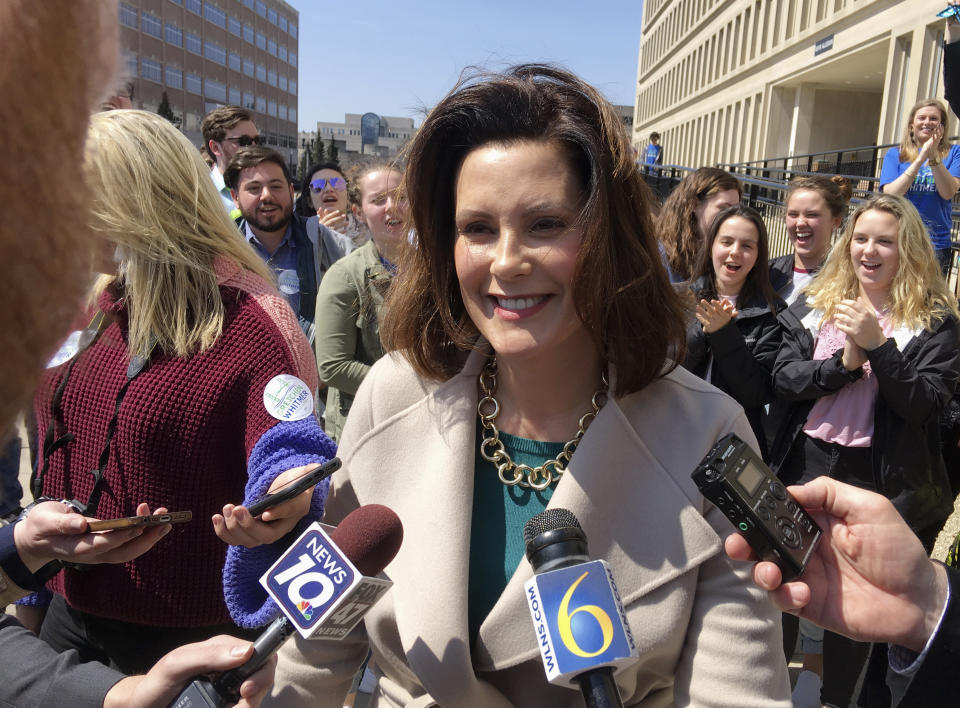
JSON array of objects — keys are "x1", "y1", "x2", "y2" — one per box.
[
  {"x1": 224, "y1": 135, "x2": 264, "y2": 147},
  {"x1": 310, "y1": 177, "x2": 346, "y2": 192}
]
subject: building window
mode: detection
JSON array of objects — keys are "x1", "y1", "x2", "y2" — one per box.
[
  {"x1": 289, "y1": 78, "x2": 296, "y2": 95},
  {"x1": 278, "y1": 45, "x2": 287, "y2": 62},
  {"x1": 288, "y1": 51, "x2": 297, "y2": 68},
  {"x1": 186, "y1": 73, "x2": 202, "y2": 95},
  {"x1": 169, "y1": 0, "x2": 182, "y2": 5},
  {"x1": 205, "y1": 78, "x2": 227, "y2": 103},
  {"x1": 279, "y1": 74, "x2": 287, "y2": 91},
  {"x1": 119, "y1": 3, "x2": 137, "y2": 29},
  {"x1": 228, "y1": 16, "x2": 241, "y2": 37},
  {"x1": 229, "y1": 86, "x2": 241, "y2": 105},
  {"x1": 243, "y1": 58, "x2": 254, "y2": 77},
  {"x1": 186, "y1": 0, "x2": 202, "y2": 15},
  {"x1": 204, "y1": 2, "x2": 226, "y2": 28},
  {"x1": 141, "y1": 58, "x2": 162, "y2": 83},
  {"x1": 205, "y1": 40, "x2": 226, "y2": 65},
  {"x1": 186, "y1": 32, "x2": 202, "y2": 55},
  {"x1": 267, "y1": 70, "x2": 277, "y2": 87},
  {"x1": 279, "y1": 16, "x2": 287, "y2": 32},
  {"x1": 268, "y1": 100, "x2": 277, "y2": 117},
  {"x1": 243, "y1": 24, "x2": 253, "y2": 43},
  {"x1": 124, "y1": 52, "x2": 138, "y2": 78},
  {"x1": 141, "y1": 12, "x2": 162, "y2": 38},
  {"x1": 165, "y1": 22, "x2": 183, "y2": 47},
  {"x1": 288, "y1": 107, "x2": 296, "y2": 122},
  {"x1": 255, "y1": 0, "x2": 266, "y2": 17},
  {"x1": 256, "y1": 32, "x2": 266, "y2": 50},
  {"x1": 289, "y1": 23, "x2": 297, "y2": 39},
  {"x1": 278, "y1": 104, "x2": 287, "y2": 120},
  {"x1": 256, "y1": 64, "x2": 266, "y2": 82},
  {"x1": 267, "y1": 8, "x2": 277, "y2": 24},
  {"x1": 165, "y1": 66, "x2": 183, "y2": 89},
  {"x1": 242, "y1": 90, "x2": 254, "y2": 109},
  {"x1": 268, "y1": 39, "x2": 277, "y2": 56},
  {"x1": 256, "y1": 95, "x2": 266, "y2": 113},
  {"x1": 228, "y1": 51, "x2": 242, "y2": 72},
  {"x1": 243, "y1": 0, "x2": 253, "y2": 8}
]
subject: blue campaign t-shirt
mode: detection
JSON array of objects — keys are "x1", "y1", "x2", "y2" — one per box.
[
  {"x1": 644, "y1": 143, "x2": 663, "y2": 165},
  {"x1": 879, "y1": 144, "x2": 960, "y2": 249}
]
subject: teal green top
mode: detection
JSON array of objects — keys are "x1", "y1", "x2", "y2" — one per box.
[{"x1": 468, "y1": 421, "x2": 563, "y2": 643}]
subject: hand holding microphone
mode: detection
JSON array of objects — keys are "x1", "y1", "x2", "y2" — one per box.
[{"x1": 174, "y1": 503, "x2": 403, "y2": 707}]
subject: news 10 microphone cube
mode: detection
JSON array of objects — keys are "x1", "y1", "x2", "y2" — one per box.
[
  {"x1": 260, "y1": 522, "x2": 392, "y2": 640},
  {"x1": 524, "y1": 559, "x2": 638, "y2": 688}
]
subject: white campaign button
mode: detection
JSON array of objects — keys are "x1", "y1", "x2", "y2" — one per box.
[
  {"x1": 46, "y1": 331, "x2": 82, "y2": 368},
  {"x1": 263, "y1": 374, "x2": 313, "y2": 421},
  {"x1": 278, "y1": 269, "x2": 299, "y2": 295}
]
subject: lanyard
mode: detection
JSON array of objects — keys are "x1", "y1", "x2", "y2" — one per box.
[{"x1": 32, "y1": 311, "x2": 156, "y2": 517}]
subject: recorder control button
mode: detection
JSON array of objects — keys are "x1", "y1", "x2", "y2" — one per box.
[
  {"x1": 769, "y1": 482, "x2": 787, "y2": 501},
  {"x1": 756, "y1": 505, "x2": 770, "y2": 522},
  {"x1": 777, "y1": 517, "x2": 801, "y2": 549},
  {"x1": 787, "y1": 500, "x2": 799, "y2": 515}
]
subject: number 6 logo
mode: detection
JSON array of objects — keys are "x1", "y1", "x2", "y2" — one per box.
[{"x1": 557, "y1": 570, "x2": 614, "y2": 658}]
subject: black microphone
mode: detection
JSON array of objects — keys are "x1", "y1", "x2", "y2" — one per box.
[
  {"x1": 523, "y1": 508, "x2": 635, "y2": 708},
  {"x1": 169, "y1": 504, "x2": 403, "y2": 708}
]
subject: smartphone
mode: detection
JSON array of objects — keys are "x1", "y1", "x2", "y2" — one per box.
[
  {"x1": 246, "y1": 457, "x2": 341, "y2": 518},
  {"x1": 87, "y1": 511, "x2": 193, "y2": 532}
]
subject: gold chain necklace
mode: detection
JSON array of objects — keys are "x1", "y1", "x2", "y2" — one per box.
[{"x1": 477, "y1": 357, "x2": 607, "y2": 491}]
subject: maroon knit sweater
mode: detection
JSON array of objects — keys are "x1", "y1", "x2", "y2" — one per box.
[{"x1": 33, "y1": 261, "x2": 318, "y2": 627}]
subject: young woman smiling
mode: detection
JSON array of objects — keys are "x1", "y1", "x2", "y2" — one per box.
[
  {"x1": 880, "y1": 98, "x2": 960, "y2": 275},
  {"x1": 770, "y1": 176, "x2": 852, "y2": 305},
  {"x1": 684, "y1": 206, "x2": 785, "y2": 460},
  {"x1": 265, "y1": 66, "x2": 790, "y2": 707},
  {"x1": 313, "y1": 161, "x2": 406, "y2": 442},
  {"x1": 769, "y1": 194, "x2": 960, "y2": 708}
]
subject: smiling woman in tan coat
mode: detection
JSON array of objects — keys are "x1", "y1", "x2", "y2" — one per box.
[{"x1": 265, "y1": 65, "x2": 790, "y2": 708}]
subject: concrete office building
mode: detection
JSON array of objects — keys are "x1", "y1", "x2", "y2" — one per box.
[
  {"x1": 634, "y1": 0, "x2": 953, "y2": 169},
  {"x1": 314, "y1": 113, "x2": 416, "y2": 162},
  {"x1": 117, "y1": 0, "x2": 299, "y2": 168}
]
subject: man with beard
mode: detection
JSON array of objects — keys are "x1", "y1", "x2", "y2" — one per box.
[{"x1": 226, "y1": 147, "x2": 348, "y2": 347}]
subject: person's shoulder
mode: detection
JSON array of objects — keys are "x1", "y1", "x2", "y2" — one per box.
[
  {"x1": 354, "y1": 351, "x2": 447, "y2": 418},
  {"x1": 622, "y1": 365, "x2": 745, "y2": 422}
]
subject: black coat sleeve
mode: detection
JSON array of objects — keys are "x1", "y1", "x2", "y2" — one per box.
[
  {"x1": 773, "y1": 318, "x2": 863, "y2": 401},
  {"x1": 890, "y1": 564, "x2": 960, "y2": 707},
  {"x1": 708, "y1": 312, "x2": 782, "y2": 408},
  {"x1": 683, "y1": 319, "x2": 710, "y2": 377},
  {"x1": 868, "y1": 318, "x2": 960, "y2": 426}
]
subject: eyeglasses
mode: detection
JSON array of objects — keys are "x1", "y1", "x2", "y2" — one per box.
[
  {"x1": 310, "y1": 177, "x2": 346, "y2": 192},
  {"x1": 223, "y1": 135, "x2": 264, "y2": 147}
]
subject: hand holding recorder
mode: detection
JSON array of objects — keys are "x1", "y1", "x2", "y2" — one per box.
[
  {"x1": 13, "y1": 500, "x2": 175, "y2": 573},
  {"x1": 724, "y1": 477, "x2": 948, "y2": 653}
]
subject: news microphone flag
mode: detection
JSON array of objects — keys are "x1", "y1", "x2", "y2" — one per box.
[
  {"x1": 260, "y1": 521, "x2": 392, "y2": 639},
  {"x1": 524, "y1": 558, "x2": 637, "y2": 688}
]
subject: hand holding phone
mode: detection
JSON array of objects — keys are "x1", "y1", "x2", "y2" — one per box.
[
  {"x1": 87, "y1": 510, "x2": 192, "y2": 532},
  {"x1": 247, "y1": 458, "x2": 341, "y2": 517}
]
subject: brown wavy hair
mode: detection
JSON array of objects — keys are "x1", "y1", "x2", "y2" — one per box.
[
  {"x1": 381, "y1": 64, "x2": 687, "y2": 397},
  {"x1": 657, "y1": 167, "x2": 742, "y2": 281}
]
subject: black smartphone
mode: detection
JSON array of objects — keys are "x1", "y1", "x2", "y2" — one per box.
[
  {"x1": 246, "y1": 457, "x2": 341, "y2": 518},
  {"x1": 87, "y1": 511, "x2": 192, "y2": 532},
  {"x1": 692, "y1": 433, "x2": 821, "y2": 581}
]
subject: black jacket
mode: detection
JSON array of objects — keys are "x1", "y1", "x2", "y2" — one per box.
[
  {"x1": 889, "y1": 563, "x2": 960, "y2": 706},
  {"x1": 768, "y1": 297, "x2": 960, "y2": 532},
  {"x1": 683, "y1": 277, "x2": 785, "y2": 459},
  {"x1": 768, "y1": 254, "x2": 795, "y2": 296},
  {"x1": 945, "y1": 40, "x2": 960, "y2": 119}
]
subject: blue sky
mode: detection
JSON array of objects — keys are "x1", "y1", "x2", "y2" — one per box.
[{"x1": 287, "y1": 0, "x2": 643, "y2": 131}]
